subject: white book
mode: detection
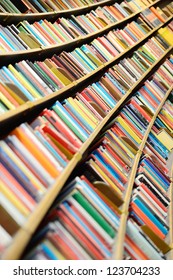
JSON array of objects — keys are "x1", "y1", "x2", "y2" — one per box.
[
  {"x1": 0, "y1": 193, "x2": 26, "y2": 226},
  {"x1": 126, "y1": 220, "x2": 163, "y2": 259},
  {"x1": 20, "y1": 60, "x2": 52, "y2": 94},
  {"x1": 0, "y1": 225, "x2": 12, "y2": 247},
  {"x1": 135, "y1": 175, "x2": 169, "y2": 206}
]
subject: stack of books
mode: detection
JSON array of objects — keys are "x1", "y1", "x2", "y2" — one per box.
[
  {"x1": 2, "y1": 54, "x2": 171, "y2": 259},
  {"x1": 0, "y1": 0, "x2": 156, "y2": 14},
  {"x1": 1, "y1": 24, "x2": 172, "y2": 115}
]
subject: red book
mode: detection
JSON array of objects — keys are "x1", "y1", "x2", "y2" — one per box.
[
  {"x1": 42, "y1": 124, "x2": 78, "y2": 154},
  {"x1": 41, "y1": 109, "x2": 82, "y2": 149}
]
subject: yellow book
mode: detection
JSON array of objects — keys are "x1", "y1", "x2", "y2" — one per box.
[
  {"x1": 43, "y1": 240, "x2": 66, "y2": 260},
  {"x1": 0, "y1": 91, "x2": 15, "y2": 110},
  {"x1": 109, "y1": 130, "x2": 135, "y2": 159},
  {"x1": 18, "y1": 32, "x2": 41, "y2": 49},
  {"x1": 51, "y1": 67, "x2": 72, "y2": 86},
  {"x1": 3, "y1": 84, "x2": 25, "y2": 105},
  {"x1": 8, "y1": 64, "x2": 41, "y2": 99},
  {"x1": 1, "y1": 141, "x2": 46, "y2": 194},
  {"x1": 49, "y1": 135, "x2": 73, "y2": 160},
  {"x1": 154, "y1": 130, "x2": 173, "y2": 151},
  {"x1": 73, "y1": 98, "x2": 99, "y2": 125},
  {"x1": 0, "y1": 180, "x2": 30, "y2": 217},
  {"x1": 67, "y1": 97, "x2": 97, "y2": 129},
  {"x1": 158, "y1": 115, "x2": 173, "y2": 133},
  {"x1": 161, "y1": 109, "x2": 173, "y2": 123},
  {"x1": 88, "y1": 159, "x2": 122, "y2": 196},
  {"x1": 116, "y1": 116, "x2": 142, "y2": 144},
  {"x1": 158, "y1": 27, "x2": 173, "y2": 45}
]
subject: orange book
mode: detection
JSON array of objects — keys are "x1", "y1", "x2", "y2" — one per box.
[
  {"x1": 150, "y1": 7, "x2": 165, "y2": 23},
  {"x1": 11, "y1": 126, "x2": 60, "y2": 178},
  {"x1": 125, "y1": 235, "x2": 149, "y2": 260}
]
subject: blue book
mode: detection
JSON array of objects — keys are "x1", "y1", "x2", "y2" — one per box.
[
  {"x1": 121, "y1": 110, "x2": 145, "y2": 134},
  {"x1": 140, "y1": 165, "x2": 168, "y2": 192},
  {"x1": 92, "y1": 151, "x2": 124, "y2": 186},
  {"x1": 71, "y1": 51, "x2": 92, "y2": 72},
  {"x1": 92, "y1": 82, "x2": 116, "y2": 108},
  {"x1": 124, "y1": 106, "x2": 147, "y2": 129},
  {"x1": 75, "y1": 48, "x2": 96, "y2": 70},
  {"x1": 52, "y1": 101, "x2": 88, "y2": 142},
  {"x1": 21, "y1": 22, "x2": 46, "y2": 46},
  {"x1": 105, "y1": 73, "x2": 125, "y2": 94},
  {"x1": 149, "y1": 132, "x2": 169, "y2": 157},
  {"x1": 124, "y1": 26, "x2": 138, "y2": 42},
  {"x1": 0, "y1": 144, "x2": 38, "y2": 200},
  {"x1": 63, "y1": 99, "x2": 94, "y2": 133},
  {"x1": 135, "y1": 92, "x2": 156, "y2": 113},
  {"x1": 140, "y1": 158, "x2": 170, "y2": 188},
  {"x1": 40, "y1": 243, "x2": 58, "y2": 260},
  {"x1": 2, "y1": 66, "x2": 34, "y2": 101},
  {"x1": 31, "y1": 0, "x2": 47, "y2": 12},
  {"x1": 133, "y1": 197, "x2": 168, "y2": 235},
  {"x1": 142, "y1": 85, "x2": 160, "y2": 104},
  {"x1": 0, "y1": 32, "x2": 17, "y2": 51}
]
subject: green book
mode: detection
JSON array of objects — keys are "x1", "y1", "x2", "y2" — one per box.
[{"x1": 72, "y1": 191, "x2": 116, "y2": 238}]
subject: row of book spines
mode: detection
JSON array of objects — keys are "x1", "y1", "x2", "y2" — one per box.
[
  {"x1": 0, "y1": 49, "x2": 171, "y2": 260},
  {"x1": 0, "y1": 0, "x2": 156, "y2": 14},
  {"x1": 0, "y1": 3, "x2": 170, "y2": 53},
  {"x1": 0, "y1": 51, "x2": 172, "y2": 245},
  {"x1": 127, "y1": 95, "x2": 173, "y2": 253},
  {"x1": 0, "y1": 24, "x2": 172, "y2": 117},
  {"x1": 21, "y1": 88, "x2": 173, "y2": 261}
]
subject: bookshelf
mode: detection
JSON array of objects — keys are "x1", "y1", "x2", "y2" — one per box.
[
  {"x1": 0, "y1": 0, "x2": 161, "y2": 58},
  {"x1": 0, "y1": 0, "x2": 115, "y2": 24},
  {"x1": 2, "y1": 44, "x2": 173, "y2": 260},
  {"x1": 0, "y1": 14, "x2": 172, "y2": 127},
  {"x1": 0, "y1": 0, "x2": 173, "y2": 260},
  {"x1": 114, "y1": 84, "x2": 173, "y2": 260}
]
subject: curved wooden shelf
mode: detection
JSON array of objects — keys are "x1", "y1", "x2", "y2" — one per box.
[
  {"x1": 0, "y1": 0, "x2": 161, "y2": 59},
  {"x1": 113, "y1": 84, "x2": 173, "y2": 260},
  {"x1": 0, "y1": 0, "x2": 115, "y2": 23},
  {"x1": 0, "y1": 16, "x2": 172, "y2": 126},
  {"x1": 1, "y1": 45, "x2": 172, "y2": 260}
]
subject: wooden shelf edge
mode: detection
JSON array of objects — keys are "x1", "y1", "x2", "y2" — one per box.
[
  {"x1": 0, "y1": 0, "x2": 160, "y2": 22},
  {"x1": 0, "y1": 0, "x2": 162, "y2": 58},
  {"x1": 112, "y1": 84, "x2": 173, "y2": 260}
]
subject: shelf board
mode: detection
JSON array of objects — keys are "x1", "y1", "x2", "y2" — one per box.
[
  {"x1": 113, "y1": 84, "x2": 173, "y2": 260},
  {"x1": 1, "y1": 16, "x2": 172, "y2": 126},
  {"x1": 0, "y1": 0, "x2": 115, "y2": 23},
  {"x1": 0, "y1": 0, "x2": 161, "y2": 59},
  {"x1": 1, "y1": 44, "x2": 172, "y2": 260}
]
